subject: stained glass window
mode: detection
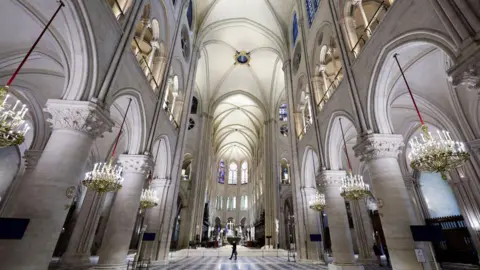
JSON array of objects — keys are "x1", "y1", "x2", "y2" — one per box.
[
  {"x1": 218, "y1": 160, "x2": 225, "y2": 184},
  {"x1": 292, "y1": 12, "x2": 298, "y2": 45},
  {"x1": 279, "y1": 103, "x2": 288, "y2": 121},
  {"x1": 241, "y1": 161, "x2": 248, "y2": 184},
  {"x1": 228, "y1": 162, "x2": 238, "y2": 184},
  {"x1": 241, "y1": 195, "x2": 248, "y2": 210},
  {"x1": 306, "y1": 0, "x2": 320, "y2": 27}
]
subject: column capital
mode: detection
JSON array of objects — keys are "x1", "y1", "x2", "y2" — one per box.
[
  {"x1": 44, "y1": 100, "x2": 113, "y2": 138},
  {"x1": 23, "y1": 149, "x2": 43, "y2": 172},
  {"x1": 353, "y1": 133, "x2": 404, "y2": 162},
  {"x1": 451, "y1": 62, "x2": 480, "y2": 93},
  {"x1": 118, "y1": 154, "x2": 153, "y2": 174},
  {"x1": 352, "y1": 0, "x2": 362, "y2": 5},
  {"x1": 318, "y1": 170, "x2": 347, "y2": 186}
]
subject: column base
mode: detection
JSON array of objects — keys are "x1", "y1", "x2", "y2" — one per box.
[
  {"x1": 60, "y1": 252, "x2": 91, "y2": 268},
  {"x1": 328, "y1": 263, "x2": 364, "y2": 270},
  {"x1": 90, "y1": 263, "x2": 127, "y2": 270},
  {"x1": 149, "y1": 260, "x2": 169, "y2": 266},
  {"x1": 297, "y1": 259, "x2": 325, "y2": 264}
]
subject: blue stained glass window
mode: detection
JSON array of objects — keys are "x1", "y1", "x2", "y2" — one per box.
[
  {"x1": 292, "y1": 13, "x2": 298, "y2": 45},
  {"x1": 279, "y1": 103, "x2": 288, "y2": 121},
  {"x1": 218, "y1": 160, "x2": 225, "y2": 184},
  {"x1": 306, "y1": 0, "x2": 320, "y2": 27},
  {"x1": 187, "y1": 0, "x2": 193, "y2": 29}
]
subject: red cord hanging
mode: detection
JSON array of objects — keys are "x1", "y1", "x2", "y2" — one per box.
[
  {"x1": 339, "y1": 118, "x2": 353, "y2": 172},
  {"x1": 111, "y1": 98, "x2": 133, "y2": 159}
]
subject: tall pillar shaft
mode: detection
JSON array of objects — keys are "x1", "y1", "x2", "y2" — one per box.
[
  {"x1": 320, "y1": 170, "x2": 360, "y2": 269},
  {"x1": 354, "y1": 134, "x2": 422, "y2": 270},
  {"x1": 95, "y1": 155, "x2": 152, "y2": 269},
  {"x1": 302, "y1": 187, "x2": 324, "y2": 261},
  {"x1": 350, "y1": 199, "x2": 375, "y2": 262},
  {"x1": 0, "y1": 100, "x2": 113, "y2": 270},
  {"x1": 61, "y1": 191, "x2": 105, "y2": 267}
]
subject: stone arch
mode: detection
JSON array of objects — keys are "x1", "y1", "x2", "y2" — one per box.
[
  {"x1": 107, "y1": 89, "x2": 146, "y2": 154},
  {"x1": 301, "y1": 147, "x2": 320, "y2": 188},
  {"x1": 152, "y1": 135, "x2": 171, "y2": 180},
  {"x1": 325, "y1": 111, "x2": 359, "y2": 170},
  {"x1": 368, "y1": 31, "x2": 457, "y2": 134}
]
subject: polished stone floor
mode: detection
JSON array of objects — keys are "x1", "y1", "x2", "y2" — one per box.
[{"x1": 150, "y1": 257, "x2": 392, "y2": 270}]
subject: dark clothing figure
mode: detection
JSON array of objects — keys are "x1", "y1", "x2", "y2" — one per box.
[
  {"x1": 229, "y1": 242, "x2": 237, "y2": 260},
  {"x1": 373, "y1": 244, "x2": 382, "y2": 266}
]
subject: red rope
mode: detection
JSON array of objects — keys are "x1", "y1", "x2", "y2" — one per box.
[
  {"x1": 6, "y1": 1, "x2": 65, "y2": 87},
  {"x1": 393, "y1": 53, "x2": 425, "y2": 126},
  {"x1": 111, "y1": 98, "x2": 133, "y2": 158},
  {"x1": 339, "y1": 118, "x2": 353, "y2": 172}
]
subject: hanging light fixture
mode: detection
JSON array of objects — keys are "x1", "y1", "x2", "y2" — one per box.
[
  {"x1": 139, "y1": 188, "x2": 159, "y2": 209},
  {"x1": 83, "y1": 98, "x2": 133, "y2": 193},
  {"x1": 338, "y1": 118, "x2": 370, "y2": 200},
  {"x1": 0, "y1": 1, "x2": 65, "y2": 148},
  {"x1": 393, "y1": 53, "x2": 469, "y2": 180},
  {"x1": 308, "y1": 192, "x2": 326, "y2": 212}
]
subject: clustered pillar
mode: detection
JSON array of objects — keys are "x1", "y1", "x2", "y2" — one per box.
[
  {"x1": 354, "y1": 134, "x2": 423, "y2": 270},
  {"x1": 0, "y1": 100, "x2": 113, "y2": 270}
]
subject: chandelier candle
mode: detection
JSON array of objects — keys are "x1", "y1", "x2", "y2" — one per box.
[{"x1": 393, "y1": 53, "x2": 469, "y2": 180}]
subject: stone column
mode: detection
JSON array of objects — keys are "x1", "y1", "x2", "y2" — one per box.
[
  {"x1": 60, "y1": 191, "x2": 105, "y2": 267},
  {"x1": 139, "y1": 177, "x2": 170, "y2": 261},
  {"x1": 354, "y1": 134, "x2": 422, "y2": 270},
  {"x1": 302, "y1": 187, "x2": 324, "y2": 262},
  {"x1": 349, "y1": 199, "x2": 375, "y2": 263},
  {"x1": 0, "y1": 100, "x2": 112, "y2": 270},
  {"x1": 320, "y1": 170, "x2": 361, "y2": 269},
  {"x1": 95, "y1": 155, "x2": 153, "y2": 269},
  {"x1": 0, "y1": 149, "x2": 42, "y2": 215},
  {"x1": 352, "y1": 0, "x2": 372, "y2": 37}
]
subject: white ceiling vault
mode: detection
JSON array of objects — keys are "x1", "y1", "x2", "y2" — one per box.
[{"x1": 194, "y1": 0, "x2": 294, "y2": 161}]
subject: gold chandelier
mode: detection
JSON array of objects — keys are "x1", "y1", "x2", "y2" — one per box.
[
  {"x1": 393, "y1": 53, "x2": 469, "y2": 180},
  {"x1": 140, "y1": 188, "x2": 159, "y2": 209},
  {"x1": 308, "y1": 192, "x2": 326, "y2": 212},
  {"x1": 0, "y1": 88, "x2": 29, "y2": 148},
  {"x1": 338, "y1": 118, "x2": 371, "y2": 200},
  {"x1": 83, "y1": 98, "x2": 132, "y2": 193}
]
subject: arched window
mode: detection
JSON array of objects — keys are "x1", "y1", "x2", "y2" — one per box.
[
  {"x1": 279, "y1": 103, "x2": 288, "y2": 121},
  {"x1": 228, "y1": 162, "x2": 238, "y2": 185},
  {"x1": 218, "y1": 160, "x2": 225, "y2": 184},
  {"x1": 226, "y1": 197, "x2": 231, "y2": 210},
  {"x1": 292, "y1": 12, "x2": 298, "y2": 46},
  {"x1": 241, "y1": 161, "x2": 248, "y2": 184},
  {"x1": 217, "y1": 196, "x2": 223, "y2": 210},
  {"x1": 280, "y1": 160, "x2": 290, "y2": 184},
  {"x1": 241, "y1": 195, "x2": 248, "y2": 210},
  {"x1": 187, "y1": 0, "x2": 193, "y2": 29},
  {"x1": 305, "y1": 0, "x2": 320, "y2": 27},
  {"x1": 190, "y1": 96, "x2": 198, "y2": 114}
]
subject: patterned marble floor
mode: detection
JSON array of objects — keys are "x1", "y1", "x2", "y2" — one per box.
[{"x1": 149, "y1": 257, "x2": 392, "y2": 270}]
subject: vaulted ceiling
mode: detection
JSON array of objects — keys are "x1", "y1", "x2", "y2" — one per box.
[{"x1": 194, "y1": 0, "x2": 294, "y2": 161}]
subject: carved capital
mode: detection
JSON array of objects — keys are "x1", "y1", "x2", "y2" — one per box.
[
  {"x1": 352, "y1": 0, "x2": 363, "y2": 5},
  {"x1": 354, "y1": 134, "x2": 404, "y2": 162},
  {"x1": 23, "y1": 150, "x2": 43, "y2": 171},
  {"x1": 451, "y1": 62, "x2": 480, "y2": 92},
  {"x1": 318, "y1": 170, "x2": 346, "y2": 187},
  {"x1": 118, "y1": 154, "x2": 153, "y2": 174},
  {"x1": 44, "y1": 100, "x2": 113, "y2": 138}
]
